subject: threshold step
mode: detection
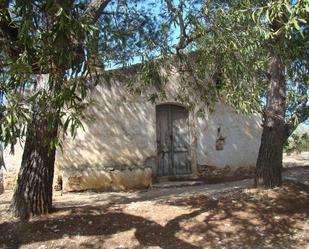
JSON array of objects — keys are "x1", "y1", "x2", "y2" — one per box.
[{"x1": 152, "y1": 181, "x2": 204, "y2": 189}]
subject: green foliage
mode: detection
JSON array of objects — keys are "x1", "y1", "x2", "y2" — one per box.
[
  {"x1": 284, "y1": 131, "x2": 309, "y2": 153},
  {"x1": 0, "y1": 0, "x2": 308, "y2": 152},
  {"x1": 165, "y1": 0, "x2": 308, "y2": 121},
  {"x1": 0, "y1": 92, "x2": 30, "y2": 149},
  {"x1": 127, "y1": 58, "x2": 170, "y2": 103},
  {"x1": 194, "y1": 4, "x2": 267, "y2": 113},
  {"x1": 0, "y1": 0, "x2": 167, "y2": 150}
]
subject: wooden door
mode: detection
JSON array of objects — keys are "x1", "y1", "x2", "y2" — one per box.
[{"x1": 156, "y1": 104, "x2": 191, "y2": 176}]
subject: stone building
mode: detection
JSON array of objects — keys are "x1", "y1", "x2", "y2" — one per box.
[{"x1": 1, "y1": 65, "x2": 262, "y2": 193}]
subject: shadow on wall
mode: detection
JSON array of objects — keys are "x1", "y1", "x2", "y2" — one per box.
[
  {"x1": 1, "y1": 79, "x2": 159, "y2": 191},
  {"x1": 54, "y1": 79, "x2": 162, "y2": 191},
  {"x1": 56, "y1": 80, "x2": 159, "y2": 174},
  {"x1": 56, "y1": 69, "x2": 186, "y2": 175},
  {"x1": 1, "y1": 74, "x2": 186, "y2": 191},
  {"x1": 1, "y1": 73, "x2": 264, "y2": 190},
  {"x1": 55, "y1": 70, "x2": 202, "y2": 190}
]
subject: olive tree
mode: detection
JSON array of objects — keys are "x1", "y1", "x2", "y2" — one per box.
[
  {"x1": 164, "y1": 0, "x2": 308, "y2": 188},
  {"x1": 0, "y1": 0, "x2": 167, "y2": 219}
]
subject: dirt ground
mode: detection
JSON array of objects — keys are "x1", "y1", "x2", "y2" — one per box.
[{"x1": 0, "y1": 153, "x2": 308, "y2": 249}]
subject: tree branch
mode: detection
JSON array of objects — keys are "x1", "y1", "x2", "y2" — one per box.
[
  {"x1": 0, "y1": 0, "x2": 113, "y2": 73},
  {"x1": 284, "y1": 103, "x2": 309, "y2": 141},
  {"x1": 0, "y1": 0, "x2": 10, "y2": 9},
  {"x1": 165, "y1": 0, "x2": 211, "y2": 55},
  {"x1": 83, "y1": 0, "x2": 113, "y2": 24},
  {"x1": 0, "y1": 7, "x2": 20, "y2": 59}
]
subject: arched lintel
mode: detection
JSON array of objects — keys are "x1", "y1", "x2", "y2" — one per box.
[{"x1": 156, "y1": 102, "x2": 188, "y2": 109}]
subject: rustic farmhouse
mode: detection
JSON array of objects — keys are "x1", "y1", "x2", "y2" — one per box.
[{"x1": 1, "y1": 64, "x2": 262, "y2": 193}]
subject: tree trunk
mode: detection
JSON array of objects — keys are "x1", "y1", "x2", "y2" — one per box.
[
  {"x1": 0, "y1": 168, "x2": 4, "y2": 195},
  {"x1": 255, "y1": 51, "x2": 286, "y2": 188},
  {"x1": 11, "y1": 75, "x2": 59, "y2": 220}
]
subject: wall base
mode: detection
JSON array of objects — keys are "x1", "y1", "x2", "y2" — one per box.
[
  {"x1": 62, "y1": 167, "x2": 152, "y2": 192},
  {"x1": 198, "y1": 165, "x2": 255, "y2": 183}
]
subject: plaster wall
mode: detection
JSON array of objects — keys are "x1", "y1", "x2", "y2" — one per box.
[
  {"x1": 56, "y1": 73, "x2": 262, "y2": 187},
  {"x1": 1, "y1": 69, "x2": 263, "y2": 191},
  {"x1": 63, "y1": 167, "x2": 152, "y2": 192},
  {"x1": 55, "y1": 78, "x2": 159, "y2": 191},
  {"x1": 57, "y1": 82, "x2": 158, "y2": 172},
  {"x1": 196, "y1": 103, "x2": 262, "y2": 180},
  {"x1": 2, "y1": 144, "x2": 23, "y2": 191},
  {"x1": 57, "y1": 69, "x2": 185, "y2": 170}
]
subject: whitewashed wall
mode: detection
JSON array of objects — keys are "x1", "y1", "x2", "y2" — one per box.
[
  {"x1": 196, "y1": 103, "x2": 262, "y2": 179},
  {"x1": 1, "y1": 69, "x2": 263, "y2": 191}
]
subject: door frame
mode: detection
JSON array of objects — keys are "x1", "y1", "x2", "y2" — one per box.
[{"x1": 155, "y1": 102, "x2": 192, "y2": 177}]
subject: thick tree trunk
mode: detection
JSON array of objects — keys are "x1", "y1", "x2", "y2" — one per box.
[
  {"x1": 11, "y1": 75, "x2": 59, "y2": 220},
  {"x1": 255, "y1": 52, "x2": 286, "y2": 188},
  {"x1": 11, "y1": 119, "x2": 58, "y2": 219}
]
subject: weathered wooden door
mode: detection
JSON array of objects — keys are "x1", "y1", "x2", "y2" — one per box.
[{"x1": 156, "y1": 104, "x2": 191, "y2": 176}]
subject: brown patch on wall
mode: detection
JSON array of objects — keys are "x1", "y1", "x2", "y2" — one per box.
[
  {"x1": 54, "y1": 175, "x2": 63, "y2": 191},
  {"x1": 198, "y1": 164, "x2": 255, "y2": 183},
  {"x1": 215, "y1": 127, "x2": 226, "y2": 151}
]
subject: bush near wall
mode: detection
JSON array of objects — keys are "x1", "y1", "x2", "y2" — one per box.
[{"x1": 284, "y1": 132, "x2": 309, "y2": 155}]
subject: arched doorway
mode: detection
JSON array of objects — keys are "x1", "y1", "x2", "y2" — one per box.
[{"x1": 156, "y1": 104, "x2": 191, "y2": 176}]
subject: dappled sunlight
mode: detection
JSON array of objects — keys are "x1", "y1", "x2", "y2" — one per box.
[
  {"x1": 57, "y1": 80, "x2": 157, "y2": 170},
  {"x1": 56, "y1": 75, "x2": 195, "y2": 174},
  {"x1": 161, "y1": 183, "x2": 309, "y2": 249},
  {"x1": 0, "y1": 176, "x2": 308, "y2": 248},
  {"x1": 124, "y1": 201, "x2": 194, "y2": 226},
  {"x1": 3, "y1": 73, "x2": 266, "y2": 192},
  {"x1": 54, "y1": 74, "x2": 264, "y2": 187}
]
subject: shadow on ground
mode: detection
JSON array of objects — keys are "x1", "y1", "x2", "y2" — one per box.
[{"x1": 0, "y1": 181, "x2": 308, "y2": 249}]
